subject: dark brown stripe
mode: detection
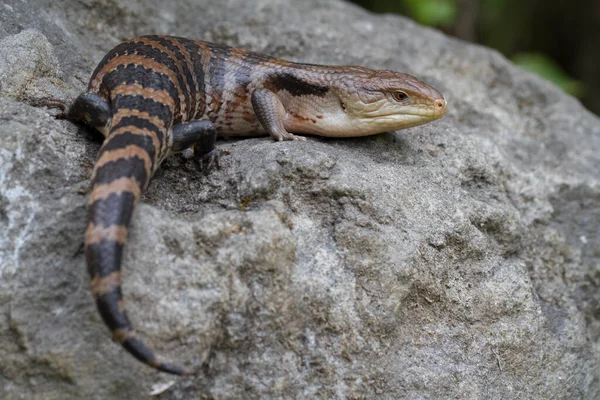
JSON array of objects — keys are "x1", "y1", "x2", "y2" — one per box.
[
  {"x1": 135, "y1": 36, "x2": 192, "y2": 119},
  {"x1": 111, "y1": 109, "x2": 170, "y2": 163},
  {"x1": 89, "y1": 177, "x2": 142, "y2": 204},
  {"x1": 127, "y1": 42, "x2": 180, "y2": 79},
  {"x1": 102, "y1": 52, "x2": 179, "y2": 85},
  {"x1": 197, "y1": 41, "x2": 215, "y2": 118},
  {"x1": 175, "y1": 37, "x2": 207, "y2": 118},
  {"x1": 93, "y1": 145, "x2": 152, "y2": 185},
  {"x1": 122, "y1": 335, "x2": 156, "y2": 362},
  {"x1": 88, "y1": 40, "x2": 139, "y2": 91},
  {"x1": 86, "y1": 239, "x2": 124, "y2": 277},
  {"x1": 147, "y1": 36, "x2": 198, "y2": 118},
  {"x1": 88, "y1": 190, "x2": 137, "y2": 228},
  {"x1": 101, "y1": 131, "x2": 157, "y2": 165},
  {"x1": 232, "y1": 49, "x2": 254, "y2": 99},
  {"x1": 206, "y1": 43, "x2": 232, "y2": 119},
  {"x1": 112, "y1": 94, "x2": 173, "y2": 124},
  {"x1": 95, "y1": 287, "x2": 130, "y2": 329},
  {"x1": 85, "y1": 223, "x2": 128, "y2": 246},
  {"x1": 241, "y1": 48, "x2": 278, "y2": 64},
  {"x1": 111, "y1": 83, "x2": 176, "y2": 107},
  {"x1": 114, "y1": 329, "x2": 192, "y2": 375},
  {"x1": 268, "y1": 72, "x2": 329, "y2": 97},
  {"x1": 111, "y1": 116, "x2": 165, "y2": 149},
  {"x1": 91, "y1": 271, "x2": 122, "y2": 297},
  {"x1": 109, "y1": 126, "x2": 161, "y2": 163},
  {"x1": 102, "y1": 63, "x2": 181, "y2": 119}
]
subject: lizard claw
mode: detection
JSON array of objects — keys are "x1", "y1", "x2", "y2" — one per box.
[
  {"x1": 194, "y1": 148, "x2": 220, "y2": 174},
  {"x1": 39, "y1": 99, "x2": 71, "y2": 119},
  {"x1": 275, "y1": 131, "x2": 306, "y2": 141}
]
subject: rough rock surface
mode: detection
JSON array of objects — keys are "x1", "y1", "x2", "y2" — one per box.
[{"x1": 1, "y1": 0, "x2": 599, "y2": 399}]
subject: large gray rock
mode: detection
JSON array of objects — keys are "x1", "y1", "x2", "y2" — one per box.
[{"x1": 1, "y1": 0, "x2": 599, "y2": 399}]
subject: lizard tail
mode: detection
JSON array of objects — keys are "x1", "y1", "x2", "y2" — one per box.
[{"x1": 84, "y1": 91, "x2": 194, "y2": 375}]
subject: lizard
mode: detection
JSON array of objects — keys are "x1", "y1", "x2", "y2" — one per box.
[{"x1": 59, "y1": 35, "x2": 447, "y2": 376}]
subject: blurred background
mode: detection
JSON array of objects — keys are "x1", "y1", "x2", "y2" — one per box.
[{"x1": 349, "y1": 0, "x2": 600, "y2": 117}]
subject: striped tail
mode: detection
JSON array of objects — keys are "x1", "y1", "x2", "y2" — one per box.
[{"x1": 84, "y1": 91, "x2": 194, "y2": 375}]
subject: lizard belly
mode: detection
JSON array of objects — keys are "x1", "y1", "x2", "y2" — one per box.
[{"x1": 212, "y1": 112, "x2": 267, "y2": 136}]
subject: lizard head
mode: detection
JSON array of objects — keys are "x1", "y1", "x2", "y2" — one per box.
[
  {"x1": 278, "y1": 66, "x2": 447, "y2": 137},
  {"x1": 332, "y1": 68, "x2": 447, "y2": 136}
]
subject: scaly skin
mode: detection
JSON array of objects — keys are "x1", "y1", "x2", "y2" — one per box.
[{"x1": 65, "y1": 35, "x2": 447, "y2": 376}]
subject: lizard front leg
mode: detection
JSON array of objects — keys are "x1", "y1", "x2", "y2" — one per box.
[{"x1": 251, "y1": 88, "x2": 306, "y2": 141}]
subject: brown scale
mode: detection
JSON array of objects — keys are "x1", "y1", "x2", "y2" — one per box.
[
  {"x1": 109, "y1": 125, "x2": 161, "y2": 159},
  {"x1": 90, "y1": 272, "x2": 122, "y2": 297},
  {"x1": 85, "y1": 224, "x2": 128, "y2": 246},
  {"x1": 136, "y1": 37, "x2": 193, "y2": 118},
  {"x1": 289, "y1": 111, "x2": 317, "y2": 124},
  {"x1": 109, "y1": 109, "x2": 169, "y2": 166},
  {"x1": 112, "y1": 83, "x2": 176, "y2": 107},
  {"x1": 165, "y1": 37, "x2": 201, "y2": 119},
  {"x1": 93, "y1": 145, "x2": 153, "y2": 181},
  {"x1": 88, "y1": 177, "x2": 142, "y2": 204}
]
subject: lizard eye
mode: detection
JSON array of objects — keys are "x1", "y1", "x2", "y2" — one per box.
[{"x1": 392, "y1": 91, "x2": 409, "y2": 102}]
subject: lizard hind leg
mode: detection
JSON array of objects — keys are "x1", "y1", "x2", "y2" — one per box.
[
  {"x1": 171, "y1": 119, "x2": 219, "y2": 172},
  {"x1": 67, "y1": 92, "x2": 112, "y2": 136}
]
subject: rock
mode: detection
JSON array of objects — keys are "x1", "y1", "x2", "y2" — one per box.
[
  {"x1": 0, "y1": 0, "x2": 599, "y2": 399},
  {"x1": 0, "y1": 29, "x2": 71, "y2": 104}
]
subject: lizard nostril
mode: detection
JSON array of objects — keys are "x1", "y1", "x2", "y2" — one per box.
[
  {"x1": 434, "y1": 98, "x2": 447, "y2": 116},
  {"x1": 433, "y1": 98, "x2": 447, "y2": 117}
]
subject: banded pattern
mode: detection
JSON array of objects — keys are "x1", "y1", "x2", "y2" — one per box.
[
  {"x1": 68, "y1": 34, "x2": 447, "y2": 376},
  {"x1": 85, "y1": 36, "x2": 197, "y2": 375}
]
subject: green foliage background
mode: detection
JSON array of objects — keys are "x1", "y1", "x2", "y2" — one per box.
[{"x1": 349, "y1": 0, "x2": 598, "y2": 115}]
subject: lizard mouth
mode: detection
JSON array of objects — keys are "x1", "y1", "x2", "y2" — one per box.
[
  {"x1": 360, "y1": 96, "x2": 447, "y2": 121},
  {"x1": 369, "y1": 104, "x2": 447, "y2": 121},
  {"x1": 366, "y1": 101, "x2": 447, "y2": 131},
  {"x1": 399, "y1": 97, "x2": 447, "y2": 119},
  {"x1": 410, "y1": 97, "x2": 447, "y2": 119}
]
